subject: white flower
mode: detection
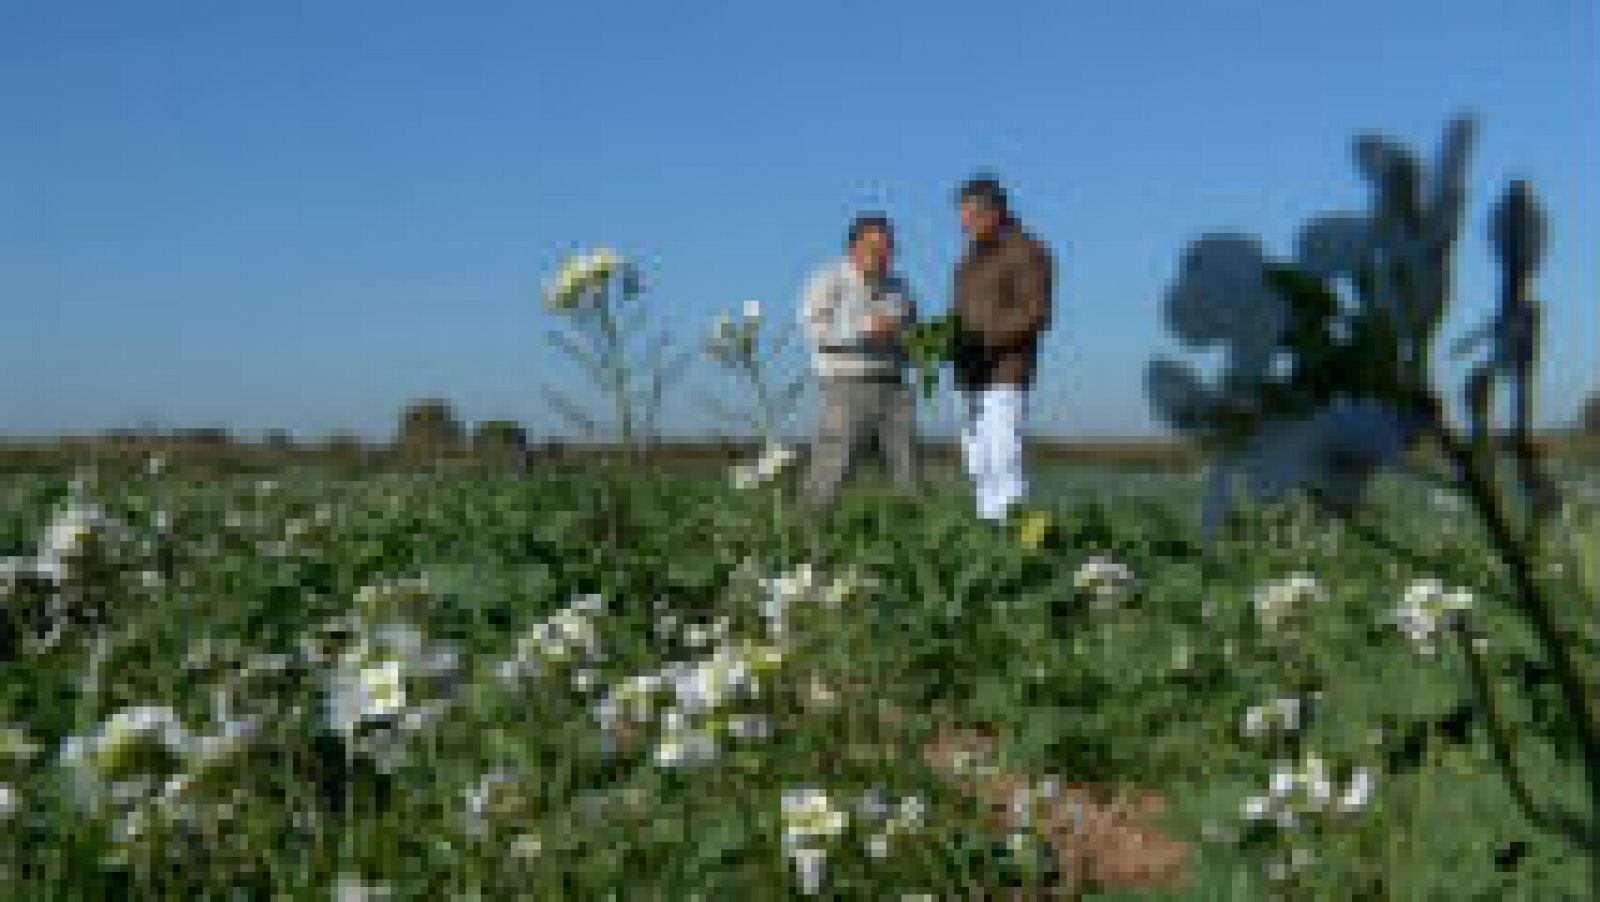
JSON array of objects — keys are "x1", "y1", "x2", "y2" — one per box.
[
  {"x1": 510, "y1": 832, "x2": 543, "y2": 861},
  {"x1": 1246, "y1": 754, "x2": 1376, "y2": 831},
  {"x1": 1301, "y1": 755, "x2": 1334, "y2": 809},
  {"x1": 743, "y1": 299, "x2": 763, "y2": 321},
  {"x1": 87, "y1": 706, "x2": 192, "y2": 774},
  {"x1": 729, "y1": 464, "x2": 759, "y2": 490},
  {"x1": 0, "y1": 784, "x2": 17, "y2": 820},
  {"x1": 1393, "y1": 578, "x2": 1473, "y2": 653},
  {"x1": 34, "y1": 502, "x2": 127, "y2": 581},
  {"x1": 804, "y1": 676, "x2": 839, "y2": 709},
  {"x1": 333, "y1": 874, "x2": 393, "y2": 902},
  {"x1": 755, "y1": 443, "x2": 796, "y2": 479},
  {"x1": 1339, "y1": 768, "x2": 1376, "y2": 812},
  {"x1": 58, "y1": 706, "x2": 197, "y2": 813},
  {"x1": 1073, "y1": 556, "x2": 1134, "y2": 602},
  {"x1": 760, "y1": 564, "x2": 821, "y2": 640},
  {"x1": 571, "y1": 669, "x2": 597, "y2": 693},
  {"x1": 1241, "y1": 795, "x2": 1271, "y2": 821},
  {"x1": 897, "y1": 795, "x2": 926, "y2": 828},
  {"x1": 328, "y1": 660, "x2": 406, "y2": 737},
  {"x1": 781, "y1": 786, "x2": 848, "y2": 844},
  {"x1": 1242, "y1": 697, "x2": 1303, "y2": 739},
  {"x1": 865, "y1": 832, "x2": 891, "y2": 859},
  {"x1": 1252, "y1": 573, "x2": 1325, "y2": 631},
  {"x1": 683, "y1": 622, "x2": 713, "y2": 650},
  {"x1": 653, "y1": 726, "x2": 718, "y2": 768},
  {"x1": 731, "y1": 443, "x2": 797, "y2": 490},
  {"x1": 543, "y1": 247, "x2": 628, "y2": 311},
  {"x1": 788, "y1": 845, "x2": 828, "y2": 896}
]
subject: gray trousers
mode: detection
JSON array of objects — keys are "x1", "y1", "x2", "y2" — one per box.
[{"x1": 802, "y1": 375, "x2": 918, "y2": 510}]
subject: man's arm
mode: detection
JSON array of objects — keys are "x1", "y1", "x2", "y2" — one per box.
[
  {"x1": 983, "y1": 242, "x2": 1054, "y2": 350},
  {"x1": 801, "y1": 267, "x2": 856, "y2": 351}
]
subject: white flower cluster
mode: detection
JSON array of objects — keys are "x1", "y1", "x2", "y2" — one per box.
[
  {"x1": 1241, "y1": 753, "x2": 1375, "y2": 830},
  {"x1": 1392, "y1": 578, "x2": 1473, "y2": 655},
  {"x1": 1, "y1": 501, "x2": 130, "y2": 587},
  {"x1": 855, "y1": 789, "x2": 928, "y2": 861},
  {"x1": 333, "y1": 873, "x2": 393, "y2": 902},
  {"x1": 58, "y1": 704, "x2": 256, "y2": 850},
  {"x1": 592, "y1": 641, "x2": 784, "y2": 768},
  {"x1": 1072, "y1": 556, "x2": 1135, "y2": 607},
  {"x1": 495, "y1": 593, "x2": 607, "y2": 684},
  {"x1": 542, "y1": 247, "x2": 627, "y2": 311},
  {"x1": 325, "y1": 618, "x2": 459, "y2": 754},
  {"x1": 757, "y1": 563, "x2": 857, "y2": 644},
  {"x1": 1241, "y1": 696, "x2": 1304, "y2": 740},
  {"x1": 708, "y1": 299, "x2": 764, "y2": 363},
  {"x1": 780, "y1": 786, "x2": 850, "y2": 895},
  {"x1": 307, "y1": 581, "x2": 463, "y2": 768},
  {"x1": 1252, "y1": 573, "x2": 1326, "y2": 632},
  {"x1": 0, "y1": 726, "x2": 40, "y2": 822},
  {"x1": 730, "y1": 441, "x2": 798, "y2": 491}
]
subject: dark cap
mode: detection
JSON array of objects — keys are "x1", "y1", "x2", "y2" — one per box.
[{"x1": 957, "y1": 173, "x2": 1008, "y2": 211}]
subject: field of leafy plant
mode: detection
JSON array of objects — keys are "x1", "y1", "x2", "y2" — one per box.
[{"x1": 0, "y1": 461, "x2": 1595, "y2": 899}]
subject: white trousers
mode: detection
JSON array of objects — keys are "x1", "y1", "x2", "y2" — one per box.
[{"x1": 959, "y1": 387, "x2": 1029, "y2": 521}]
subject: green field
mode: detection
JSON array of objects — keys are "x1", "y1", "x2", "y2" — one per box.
[{"x1": 0, "y1": 463, "x2": 1595, "y2": 898}]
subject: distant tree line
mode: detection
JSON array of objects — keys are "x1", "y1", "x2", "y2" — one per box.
[{"x1": 2, "y1": 392, "x2": 1597, "y2": 477}]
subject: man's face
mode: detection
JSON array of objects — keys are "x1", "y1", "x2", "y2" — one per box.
[
  {"x1": 960, "y1": 198, "x2": 1003, "y2": 241},
  {"x1": 850, "y1": 227, "x2": 893, "y2": 277}
]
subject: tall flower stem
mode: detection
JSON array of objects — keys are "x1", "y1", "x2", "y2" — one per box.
[
  {"x1": 592, "y1": 288, "x2": 637, "y2": 461},
  {"x1": 1420, "y1": 391, "x2": 1599, "y2": 865},
  {"x1": 744, "y1": 357, "x2": 777, "y2": 447}
]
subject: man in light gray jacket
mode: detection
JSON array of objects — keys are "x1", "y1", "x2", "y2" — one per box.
[{"x1": 798, "y1": 213, "x2": 919, "y2": 511}]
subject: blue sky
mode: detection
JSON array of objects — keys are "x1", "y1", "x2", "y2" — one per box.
[{"x1": 2, "y1": 0, "x2": 1594, "y2": 440}]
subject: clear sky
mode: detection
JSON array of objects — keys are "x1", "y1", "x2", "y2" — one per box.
[{"x1": 2, "y1": 0, "x2": 1594, "y2": 440}]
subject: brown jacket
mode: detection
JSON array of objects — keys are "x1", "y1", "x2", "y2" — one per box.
[{"x1": 952, "y1": 220, "x2": 1054, "y2": 389}]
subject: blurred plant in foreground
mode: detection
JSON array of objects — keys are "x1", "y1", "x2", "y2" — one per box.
[{"x1": 1146, "y1": 115, "x2": 1598, "y2": 879}]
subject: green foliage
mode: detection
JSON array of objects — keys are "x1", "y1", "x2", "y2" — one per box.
[
  {"x1": 0, "y1": 465, "x2": 1593, "y2": 896},
  {"x1": 903, "y1": 313, "x2": 961, "y2": 398}
]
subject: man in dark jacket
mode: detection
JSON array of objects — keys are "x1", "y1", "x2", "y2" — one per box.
[{"x1": 951, "y1": 175, "x2": 1055, "y2": 521}]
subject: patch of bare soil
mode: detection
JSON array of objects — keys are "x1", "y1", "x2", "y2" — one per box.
[{"x1": 922, "y1": 723, "x2": 1191, "y2": 897}]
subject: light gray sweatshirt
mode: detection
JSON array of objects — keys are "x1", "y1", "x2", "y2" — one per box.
[{"x1": 798, "y1": 257, "x2": 917, "y2": 379}]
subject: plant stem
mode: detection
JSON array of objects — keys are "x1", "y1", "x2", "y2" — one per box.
[
  {"x1": 594, "y1": 290, "x2": 636, "y2": 461},
  {"x1": 1452, "y1": 619, "x2": 1590, "y2": 843},
  {"x1": 1421, "y1": 395, "x2": 1599, "y2": 875}
]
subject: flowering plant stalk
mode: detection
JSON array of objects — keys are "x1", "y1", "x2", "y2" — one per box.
[
  {"x1": 541, "y1": 248, "x2": 689, "y2": 463},
  {"x1": 1147, "y1": 115, "x2": 1599, "y2": 878},
  {"x1": 703, "y1": 300, "x2": 807, "y2": 448}
]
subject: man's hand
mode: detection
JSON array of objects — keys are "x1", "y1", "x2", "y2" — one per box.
[{"x1": 862, "y1": 312, "x2": 900, "y2": 340}]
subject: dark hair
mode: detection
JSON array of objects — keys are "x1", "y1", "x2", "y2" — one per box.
[
  {"x1": 846, "y1": 212, "x2": 893, "y2": 249},
  {"x1": 957, "y1": 174, "x2": 1009, "y2": 213}
]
